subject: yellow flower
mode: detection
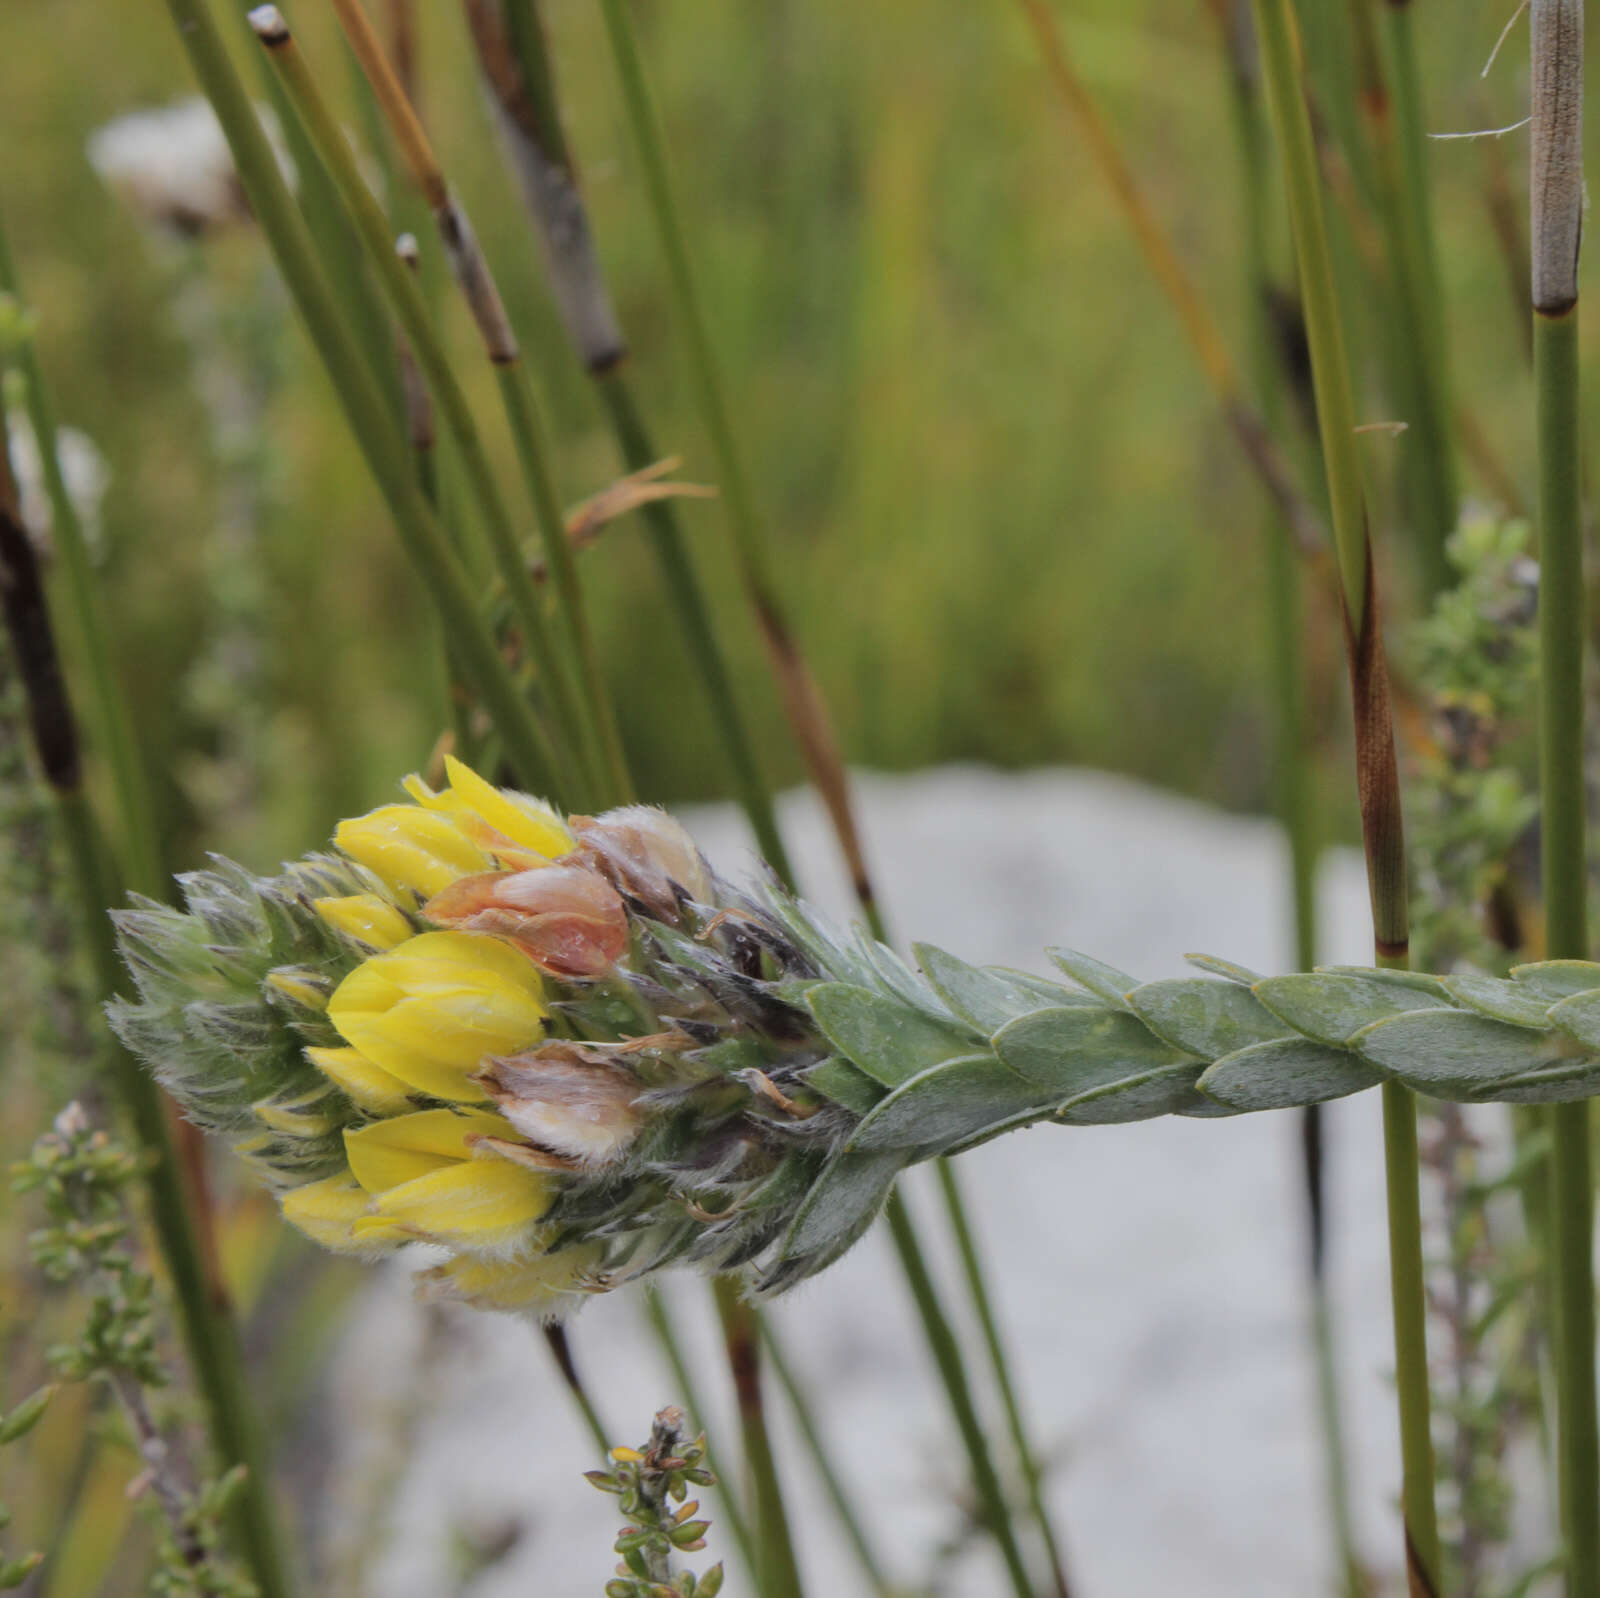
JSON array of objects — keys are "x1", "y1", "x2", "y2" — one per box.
[
  {"x1": 305, "y1": 1045, "x2": 414, "y2": 1117},
  {"x1": 313, "y1": 893, "x2": 413, "y2": 951},
  {"x1": 334, "y1": 805, "x2": 493, "y2": 899},
  {"x1": 327, "y1": 931, "x2": 547, "y2": 1101},
  {"x1": 416, "y1": 1245, "x2": 605, "y2": 1315},
  {"x1": 280, "y1": 1173, "x2": 409, "y2": 1255},
  {"x1": 343, "y1": 1107, "x2": 554, "y2": 1248},
  {"x1": 402, "y1": 755, "x2": 572, "y2": 867}
]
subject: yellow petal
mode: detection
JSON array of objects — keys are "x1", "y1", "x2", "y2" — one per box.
[
  {"x1": 361, "y1": 1157, "x2": 553, "y2": 1244},
  {"x1": 344, "y1": 1107, "x2": 512, "y2": 1194},
  {"x1": 265, "y1": 967, "x2": 330, "y2": 1011},
  {"x1": 252, "y1": 1088, "x2": 343, "y2": 1138},
  {"x1": 420, "y1": 1246, "x2": 605, "y2": 1313},
  {"x1": 280, "y1": 1174, "x2": 408, "y2": 1254},
  {"x1": 404, "y1": 758, "x2": 573, "y2": 863},
  {"x1": 335, "y1": 805, "x2": 492, "y2": 897},
  {"x1": 313, "y1": 893, "x2": 413, "y2": 951},
  {"x1": 305, "y1": 1045, "x2": 414, "y2": 1117}
]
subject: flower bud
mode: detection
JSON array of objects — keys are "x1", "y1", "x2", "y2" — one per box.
[
  {"x1": 313, "y1": 893, "x2": 413, "y2": 951},
  {"x1": 477, "y1": 1044, "x2": 643, "y2": 1166},
  {"x1": 570, "y1": 806, "x2": 711, "y2": 918},
  {"x1": 305, "y1": 1045, "x2": 414, "y2": 1117},
  {"x1": 424, "y1": 865, "x2": 627, "y2": 977},
  {"x1": 343, "y1": 1107, "x2": 554, "y2": 1248},
  {"x1": 327, "y1": 931, "x2": 548, "y2": 1101},
  {"x1": 280, "y1": 1173, "x2": 408, "y2": 1256}
]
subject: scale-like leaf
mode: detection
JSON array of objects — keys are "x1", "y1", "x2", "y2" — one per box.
[
  {"x1": 1445, "y1": 975, "x2": 1553, "y2": 1029},
  {"x1": 1490, "y1": 1061, "x2": 1600, "y2": 1104},
  {"x1": 913, "y1": 944, "x2": 1068, "y2": 1035},
  {"x1": 805, "y1": 983, "x2": 978, "y2": 1086},
  {"x1": 1198, "y1": 1038, "x2": 1381, "y2": 1110},
  {"x1": 1126, "y1": 978, "x2": 1288, "y2": 1057},
  {"x1": 1254, "y1": 973, "x2": 1453, "y2": 1048},
  {"x1": 1356, "y1": 1010, "x2": 1565, "y2": 1093},
  {"x1": 1315, "y1": 965, "x2": 1451, "y2": 996},
  {"x1": 1548, "y1": 989, "x2": 1600, "y2": 1052},
  {"x1": 993, "y1": 1004, "x2": 1194, "y2": 1089},
  {"x1": 777, "y1": 1148, "x2": 906, "y2": 1259},
  {"x1": 1184, "y1": 952, "x2": 1264, "y2": 986},
  {"x1": 803, "y1": 1057, "x2": 886, "y2": 1115},
  {"x1": 1510, "y1": 960, "x2": 1600, "y2": 1004},
  {"x1": 1055, "y1": 1064, "x2": 1208, "y2": 1124},
  {"x1": 847, "y1": 1054, "x2": 1050, "y2": 1152},
  {"x1": 1047, "y1": 948, "x2": 1137, "y2": 1008}
]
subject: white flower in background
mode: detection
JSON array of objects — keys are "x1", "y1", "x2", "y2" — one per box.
[
  {"x1": 6, "y1": 411, "x2": 109, "y2": 559},
  {"x1": 86, "y1": 97, "x2": 294, "y2": 239}
]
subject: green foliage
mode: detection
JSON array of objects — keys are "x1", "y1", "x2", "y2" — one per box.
[{"x1": 585, "y1": 1408, "x2": 722, "y2": 1598}]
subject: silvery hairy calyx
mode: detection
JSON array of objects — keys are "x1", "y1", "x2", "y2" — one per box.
[{"x1": 110, "y1": 760, "x2": 1600, "y2": 1319}]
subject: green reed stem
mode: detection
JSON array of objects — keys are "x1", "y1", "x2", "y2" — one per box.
[
  {"x1": 254, "y1": 7, "x2": 599, "y2": 806},
  {"x1": 758, "y1": 1318, "x2": 894, "y2": 1596},
  {"x1": 594, "y1": 370, "x2": 796, "y2": 884},
  {"x1": 1250, "y1": 2, "x2": 1439, "y2": 1588},
  {"x1": 935, "y1": 1160, "x2": 1069, "y2": 1596},
  {"x1": 0, "y1": 213, "x2": 162, "y2": 900},
  {"x1": 541, "y1": 1324, "x2": 612, "y2": 1459},
  {"x1": 1531, "y1": 3, "x2": 1598, "y2": 1584},
  {"x1": 1217, "y1": 16, "x2": 1358, "y2": 1587},
  {"x1": 642, "y1": 1286, "x2": 758, "y2": 1581},
  {"x1": 1361, "y1": 0, "x2": 1457, "y2": 597},
  {"x1": 712, "y1": 1279, "x2": 805, "y2": 1598},
  {"x1": 166, "y1": 0, "x2": 564, "y2": 801},
  {"x1": 885, "y1": 1191, "x2": 1034, "y2": 1598},
  {"x1": 0, "y1": 420, "x2": 292, "y2": 1598},
  {"x1": 587, "y1": 0, "x2": 881, "y2": 930}
]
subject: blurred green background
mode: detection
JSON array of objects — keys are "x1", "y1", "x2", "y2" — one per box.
[{"x1": 0, "y1": 0, "x2": 1555, "y2": 875}]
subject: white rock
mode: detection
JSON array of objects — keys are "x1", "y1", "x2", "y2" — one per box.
[{"x1": 322, "y1": 767, "x2": 1454, "y2": 1596}]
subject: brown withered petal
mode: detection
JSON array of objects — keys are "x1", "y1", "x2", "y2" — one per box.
[
  {"x1": 477, "y1": 1046, "x2": 644, "y2": 1167},
  {"x1": 569, "y1": 806, "x2": 711, "y2": 920},
  {"x1": 424, "y1": 865, "x2": 627, "y2": 977}
]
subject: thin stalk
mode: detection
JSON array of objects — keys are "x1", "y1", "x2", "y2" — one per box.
[
  {"x1": 0, "y1": 435, "x2": 292, "y2": 1598},
  {"x1": 641, "y1": 1286, "x2": 758, "y2": 1582},
  {"x1": 165, "y1": 0, "x2": 563, "y2": 799},
  {"x1": 595, "y1": 371, "x2": 796, "y2": 886},
  {"x1": 540, "y1": 1323, "x2": 611, "y2": 1459},
  {"x1": 583, "y1": 0, "x2": 883, "y2": 932},
  {"x1": 935, "y1": 1161, "x2": 1070, "y2": 1596},
  {"x1": 885, "y1": 1192, "x2": 1035, "y2": 1598},
  {"x1": 1249, "y1": 2, "x2": 1439, "y2": 1592},
  {"x1": 1217, "y1": 9, "x2": 1358, "y2": 1587},
  {"x1": 1531, "y1": 6, "x2": 1597, "y2": 1590},
  {"x1": 318, "y1": 0, "x2": 626, "y2": 808},
  {"x1": 758, "y1": 1318, "x2": 894, "y2": 1597},
  {"x1": 711, "y1": 1279, "x2": 805, "y2": 1598},
  {"x1": 1014, "y1": 0, "x2": 1324, "y2": 560},
  {"x1": 247, "y1": 9, "x2": 592, "y2": 801},
  {"x1": 1355, "y1": 0, "x2": 1458, "y2": 597}
]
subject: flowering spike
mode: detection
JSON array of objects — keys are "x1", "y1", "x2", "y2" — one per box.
[{"x1": 106, "y1": 761, "x2": 1600, "y2": 1319}]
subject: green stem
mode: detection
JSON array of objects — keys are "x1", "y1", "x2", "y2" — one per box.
[
  {"x1": 540, "y1": 1323, "x2": 611, "y2": 1459},
  {"x1": 0, "y1": 211, "x2": 162, "y2": 899},
  {"x1": 492, "y1": 360, "x2": 633, "y2": 804},
  {"x1": 935, "y1": 1160, "x2": 1069, "y2": 1596},
  {"x1": 1218, "y1": 17, "x2": 1356, "y2": 1586},
  {"x1": 594, "y1": 370, "x2": 796, "y2": 886},
  {"x1": 711, "y1": 1279, "x2": 805, "y2": 1598},
  {"x1": 884, "y1": 1191, "x2": 1035, "y2": 1598},
  {"x1": 758, "y1": 1318, "x2": 894, "y2": 1596},
  {"x1": 164, "y1": 0, "x2": 562, "y2": 799},
  {"x1": 1249, "y1": 2, "x2": 1439, "y2": 1587},
  {"x1": 1363, "y1": 0, "x2": 1457, "y2": 597},
  {"x1": 641, "y1": 1285, "x2": 758, "y2": 1582},
  {"x1": 1537, "y1": 306, "x2": 1598, "y2": 1594},
  {"x1": 248, "y1": 11, "x2": 589, "y2": 805}
]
